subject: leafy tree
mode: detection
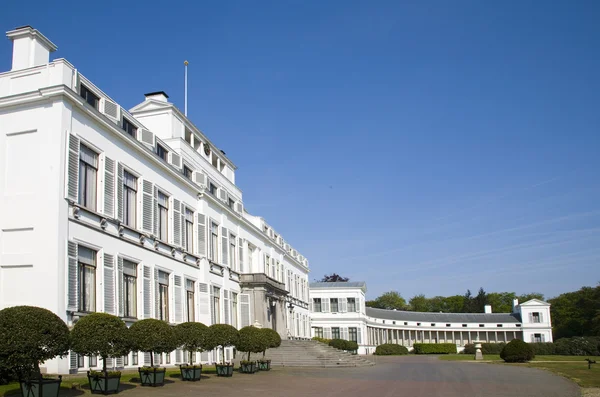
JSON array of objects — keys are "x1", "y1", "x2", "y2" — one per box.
[
  {"x1": 474, "y1": 287, "x2": 488, "y2": 312},
  {"x1": 319, "y1": 273, "x2": 349, "y2": 282},
  {"x1": 260, "y1": 328, "x2": 281, "y2": 357},
  {"x1": 462, "y1": 289, "x2": 475, "y2": 313},
  {"x1": 237, "y1": 326, "x2": 266, "y2": 361},
  {"x1": 518, "y1": 292, "x2": 545, "y2": 302},
  {"x1": 444, "y1": 295, "x2": 466, "y2": 313},
  {"x1": 486, "y1": 292, "x2": 517, "y2": 313},
  {"x1": 174, "y1": 322, "x2": 208, "y2": 365},
  {"x1": 129, "y1": 319, "x2": 177, "y2": 367},
  {"x1": 409, "y1": 294, "x2": 430, "y2": 312},
  {"x1": 0, "y1": 306, "x2": 70, "y2": 379},
  {"x1": 549, "y1": 285, "x2": 600, "y2": 339},
  {"x1": 204, "y1": 324, "x2": 239, "y2": 364},
  {"x1": 71, "y1": 313, "x2": 131, "y2": 375},
  {"x1": 368, "y1": 291, "x2": 407, "y2": 310}
]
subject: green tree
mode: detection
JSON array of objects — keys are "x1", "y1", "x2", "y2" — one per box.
[
  {"x1": 368, "y1": 291, "x2": 407, "y2": 310},
  {"x1": 129, "y1": 319, "x2": 177, "y2": 367},
  {"x1": 409, "y1": 294, "x2": 430, "y2": 312},
  {"x1": 174, "y1": 322, "x2": 208, "y2": 365},
  {"x1": 549, "y1": 285, "x2": 600, "y2": 339},
  {"x1": 518, "y1": 292, "x2": 545, "y2": 302},
  {"x1": 444, "y1": 295, "x2": 465, "y2": 313},
  {"x1": 486, "y1": 292, "x2": 517, "y2": 313},
  {"x1": 260, "y1": 328, "x2": 281, "y2": 357},
  {"x1": 318, "y1": 274, "x2": 349, "y2": 282},
  {"x1": 237, "y1": 326, "x2": 266, "y2": 361},
  {"x1": 204, "y1": 324, "x2": 239, "y2": 364}
]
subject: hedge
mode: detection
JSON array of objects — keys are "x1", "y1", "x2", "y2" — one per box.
[
  {"x1": 413, "y1": 343, "x2": 456, "y2": 354},
  {"x1": 374, "y1": 344, "x2": 409, "y2": 355},
  {"x1": 329, "y1": 339, "x2": 358, "y2": 351},
  {"x1": 312, "y1": 337, "x2": 332, "y2": 345},
  {"x1": 463, "y1": 343, "x2": 505, "y2": 355}
]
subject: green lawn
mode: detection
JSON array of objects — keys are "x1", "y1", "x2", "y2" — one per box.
[
  {"x1": 0, "y1": 366, "x2": 220, "y2": 396},
  {"x1": 439, "y1": 354, "x2": 600, "y2": 362}
]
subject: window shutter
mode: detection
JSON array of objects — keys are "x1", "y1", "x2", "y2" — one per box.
[
  {"x1": 154, "y1": 268, "x2": 160, "y2": 319},
  {"x1": 141, "y1": 180, "x2": 154, "y2": 233},
  {"x1": 238, "y1": 238, "x2": 244, "y2": 273},
  {"x1": 104, "y1": 357, "x2": 114, "y2": 369},
  {"x1": 117, "y1": 257, "x2": 124, "y2": 317},
  {"x1": 196, "y1": 213, "x2": 207, "y2": 257},
  {"x1": 342, "y1": 327, "x2": 349, "y2": 341},
  {"x1": 240, "y1": 294, "x2": 251, "y2": 327},
  {"x1": 324, "y1": 327, "x2": 332, "y2": 340},
  {"x1": 340, "y1": 298, "x2": 348, "y2": 313},
  {"x1": 198, "y1": 283, "x2": 210, "y2": 320},
  {"x1": 223, "y1": 290, "x2": 230, "y2": 325},
  {"x1": 67, "y1": 241, "x2": 78, "y2": 311},
  {"x1": 221, "y1": 227, "x2": 228, "y2": 266},
  {"x1": 174, "y1": 275, "x2": 183, "y2": 323},
  {"x1": 540, "y1": 312, "x2": 543, "y2": 323},
  {"x1": 116, "y1": 356, "x2": 124, "y2": 368},
  {"x1": 357, "y1": 328, "x2": 362, "y2": 344},
  {"x1": 531, "y1": 334, "x2": 535, "y2": 343},
  {"x1": 175, "y1": 349, "x2": 182, "y2": 364},
  {"x1": 104, "y1": 157, "x2": 115, "y2": 218},
  {"x1": 104, "y1": 253, "x2": 115, "y2": 314},
  {"x1": 115, "y1": 162, "x2": 123, "y2": 221},
  {"x1": 310, "y1": 299, "x2": 314, "y2": 313},
  {"x1": 66, "y1": 133, "x2": 79, "y2": 201},
  {"x1": 153, "y1": 186, "x2": 158, "y2": 236},
  {"x1": 143, "y1": 265, "x2": 152, "y2": 318},
  {"x1": 69, "y1": 351, "x2": 78, "y2": 371},
  {"x1": 144, "y1": 352, "x2": 151, "y2": 366},
  {"x1": 322, "y1": 298, "x2": 330, "y2": 313},
  {"x1": 210, "y1": 286, "x2": 216, "y2": 325},
  {"x1": 172, "y1": 198, "x2": 182, "y2": 246},
  {"x1": 529, "y1": 313, "x2": 533, "y2": 323},
  {"x1": 541, "y1": 334, "x2": 545, "y2": 342}
]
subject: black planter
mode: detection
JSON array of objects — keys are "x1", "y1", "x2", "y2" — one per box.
[
  {"x1": 19, "y1": 376, "x2": 62, "y2": 397},
  {"x1": 215, "y1": 364, "x2": 234, "y2": 377},
  {"x1": 138, "y1": 367, "x2": 166, "y2": 387},
  {"x1": 257, "y1": 360, "x2": 271, "y2": 371},
  {"x1": 87, "y1": 372, "x2": 121, "y2": 394},
  {"x1": 240, "y1": 362, "x2": 257, "y2": 374},
  {"x1": 179, "y1": 365, "x2": 202, "y2": 381}
]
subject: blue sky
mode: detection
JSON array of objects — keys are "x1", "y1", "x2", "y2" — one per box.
[{"x1": 2, "y1": 0, "x2": 599, "y2": 300}]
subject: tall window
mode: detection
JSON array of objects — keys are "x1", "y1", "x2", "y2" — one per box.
[
  {"x1": 347, "y1": 298, "x2": 356, "y2": 312},
  {"x1": 122, "y1": 118, "x2": 137, "y2": 138},
  {"x1": 157, "y1": 192, "x2": 169, "y2": 242},
  {"x1": 123, "y1": 171, "x2": 137, "y2": 227},
  {"x1": 156, "y1": 144, "x2": 168, "y2": 161},
  {"x1": 532, "y1": 312, "x2": 541, "y2": 323},
  {"x1": 231, "y1": 293, "x2": 238, "y2": 328},
  {"x1": 247, "y1": 246, "x2": 254, "y2": 271},
  {"x1": 229, "y1": 234, "x2": 236, "y2": 271},
  {"x1": 78, "y1": 144, "x2": 98, "y2": 211},
  {"x1": 313, "y1": 298, "x2": 322, "y2": 313},
  {"x1": 212, "y1": 286, "x2": 221, "y2": 324},
  {"x1": 349, "y1": 327, "x2": 358, "y2": 342},
  {"x1": 313, "y1": 327, "x2": 323, "y2": 338},
  {"x1": 330, "y1": 298, "x2": 339, "y2": 313},
  {"x1": 158, "y1": 271, "x2": 169, "y2": 321},
  {"x1": 331, "y1": 327, "x2": 340, "y2": 340},
  {"x1": 123, "y1": 260, "x2": 137, "y2": 318},
  {"x1": 210, "y1": 222, "x2": 219, "y2": 261},
  {"x1": 183, "y1": 165, "x2": 193, "y2": 180},
  {"x1": 184, "y1": 208, "x2": 194, "y2": 252},
  {"x1": 78, "y1": 246, "x2": 97, "y2": 312},
  {"x1": 186, "y1": 279, "x2": 195, "y2": 322},
  {"x1": 209, "y1": 183, "x2": 217, "y2": 196},
  {"x1": 80, "y1": 85, "x2": 99, "y2": 109}
]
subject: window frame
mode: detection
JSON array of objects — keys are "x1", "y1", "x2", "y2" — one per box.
[
  {"x1": 156, "y1": 144, "x2": 168, "y2": 161},
  {"x1": 313, "y1": 298, "x2": 322, "y2": 313},
  {"x1": 77, "y1": 246, "x2": 97, "y2": 313},
  {"x1": 157, "y1": 191, "x2": 169, "y2": 242},
  {"x1": 80, "y1": 85, "x2": 99, "y2": 109},
  {"x1": 123, "y1": 170, "x2": 137, "y2": 228},
  {"x1": 78, "y1": 144, "x2": 99, "y2": 211},
  {"x1": 122, "y1": 259, "x2": 137, "y2": 318},
  {"x1": 122, "y1": 118, "x2": 137, "y2": 138},
  {"x1": 330, "y1": 298, "x2": 339, "y2": 313}
]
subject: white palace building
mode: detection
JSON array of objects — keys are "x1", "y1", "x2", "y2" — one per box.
[
  {"x1": 0, "y1": 26, "x2": 311, "y2": 374},
  {"x1": 0, "y1": 27, "x2": 554, "y2": 374}
]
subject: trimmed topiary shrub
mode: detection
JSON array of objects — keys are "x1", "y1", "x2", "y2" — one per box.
[
  {"x1": 237, "y1": 326, "x2": 267, "y2": 362},
  {"x1": 174, "y1": 322, "x2": 208, "y2": 364},
  {"x1": 71, "y1": 313, "x2": 131, "y2": 374},
  {"x1": 260, "y1": 328, "x2": 281, "y2": 357},
  {"x1": 500, "y1": 339, "x2": 535, "y2": 362},
  {"x1": 129, "y1": 319, "x2": 177, "y2": 367},
  {"x1": 328, "y1": 339, "x2": 348, "y2": 351},
  {"x1": 0, "y1": 306, "x2": 70, "y2": 379},
  {"x1": 205, "y1": 324, "x2": 239, "y2": 364},
  {"x1": 374, "y1": 344, "x2": 409, "y2": 355},
  {"x1": 413, "y1": 343, "x2": 456, "y2": 354}
]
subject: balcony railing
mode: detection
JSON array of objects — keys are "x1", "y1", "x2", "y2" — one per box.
[{"x1": 239, "y1": 273, "x2": 287, "y2": 294}]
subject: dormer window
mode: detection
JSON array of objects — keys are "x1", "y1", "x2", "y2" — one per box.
[
  {"x1": 80, "y1": 85, "x2": 99, "y2": 109},
  {"x1": 208, "y1": 182, "x2": 217, "y2": 196},
  {"x1": 183, "y1": 165, "x2": 193, "y2": 180},
  {"x1": 122, "y1": 118, "x2": 137, "y2": 138},
  {"x1": 156, "y1": 144, "x2": 168, "y2": 161},
  {"x1": 228, "y1": 198, "x2": 234, "y2": 209},
  {"x1": 184, "y1": 128, "x2": 192, "y2": 145}
]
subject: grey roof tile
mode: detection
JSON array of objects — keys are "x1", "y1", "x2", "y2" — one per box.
[
  {"x1": 366, "y1": 307, "x2": 521, "y2": 323},
  {"x1": 309, "y1": 281, "x2": 367, "y2": 289}
]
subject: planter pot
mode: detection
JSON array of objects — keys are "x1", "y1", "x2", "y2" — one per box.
[
  {"x1": 215, "y1": 364, "x2": 234, "y2": 377},
  {"x1": 138, "y1": 367, "x2": 166, "y2": 387},
  {"x1": 240, "y1": 362, "x2": 257, "y2": 374},
  {"x1": 19, "y1": 376, "x2": 62, "y2": 397},
  {"x1": 87, "y1": 372, "x2": 121, "y2": 395},
  {"x1": 257, "y1": 360, "x2": 271, "y2": 371},
  {"x1": 179, "y1": 365, "x2": 202, "y2": 381}
]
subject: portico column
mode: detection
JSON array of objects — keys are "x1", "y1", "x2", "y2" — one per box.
[
  {"x1": 495, "y1": 331, "x2": 498, "y2": 343},
  {"x1": 504, "y1": 331, "x2": 507, "y2": 342},
  {"x1": 436, "y1": 330, "x2": 439, "y2": 343}
]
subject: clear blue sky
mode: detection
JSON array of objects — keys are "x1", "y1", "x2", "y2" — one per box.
[{"x1": 2, "y1": 0, "x2": 599, "y2": 301}]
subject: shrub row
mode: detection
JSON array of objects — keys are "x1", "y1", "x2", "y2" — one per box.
[
  {"x1": 374, "y1": 344, "x2": 409, "y2": 355},
  {"x1": 312, "y1": 337, "x2": 332, "y2": 344},
  {"x1": 463, "y1": 343, "x2": 506, "y2": 355},
  {"x1": 328, "y1": 339, "x2": 358, "y2": 351},
  {"x1": 463, "y1": 337, "x2": 600, "y2": 358},
  {"x1": 413, "y1": 343, "x2": 456, "y2": 354}
]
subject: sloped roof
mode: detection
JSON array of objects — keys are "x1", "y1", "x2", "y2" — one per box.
[
  {"x1": 366, "y1": 307, "x2": 521, "y2": 324},
  {"x1": 310, "y1": 281, "x2": 367, "y2": 289}
]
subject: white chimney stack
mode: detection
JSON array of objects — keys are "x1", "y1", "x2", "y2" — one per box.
[
  {"x1": 484, "y1": 305, "x2": 492, "y2": 314},
  {"x1": 6, "y1": 26, "x2": 57, "y2": 71},
  {"x1": 512, "y1": 299, "x2": 519, "y2": 312}
]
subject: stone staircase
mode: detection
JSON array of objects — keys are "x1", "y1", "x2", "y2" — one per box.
[{"x1": 260, "y1": 340, "x2": 375, "y2": 367}]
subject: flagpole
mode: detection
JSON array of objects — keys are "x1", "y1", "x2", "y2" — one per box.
[{"x1": 184, "y1": 60, "x2": 189, "y2": 117}]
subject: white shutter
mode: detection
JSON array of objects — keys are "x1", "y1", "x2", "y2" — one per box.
[
  {"x1": 340, "y1": 298, "x2": 348, "y2": 313},
  {"x1": 198, "y1": 283, "x2": 210, "y2": 319},
  {"x1": 540, "y1": 312, "x2": 544, "y2": 323},
  {"x1": 218, "y1": 188, "x2": 227, "y2": 202},
  {"x1": 324, "y1": 327, "x2": 332, "y2": 340},
  {"x1": 357, "y1": 328, "x2": 362, "y2": 344},
  {"x1": 168, "y1": 152, "x2": 182, "y2": 169},
  {"x1": 117, "y1": 257, "x2": 124, "y2": 317},
  {"x1": 196, "y1": 213, "x2": 207, "y2": 257},
  {"x1": 69, "y1": 351, "x2": 78, "y2": 371},
  {"x1": 66, "y1": 133, "x2": 79, "y2": 201},
  {"x1": 141, "y1": 180, "x2": 154, "y2": 233},
  {"x1": 223, "y1": 290, "x2": 230, "y2": 325},
  {"x1": 153, "y1": 186, "x2": 158, "y2": 236},
  {"x1": 154, "y1": 269, "x2": 160, "y2": 319},
  {"x1": 531, "y1": 334, "x2": 535, "y2": 343},
  {"x1": 172, "y1": 198, "x2": 182, "y2": 246},
  {"x1": 238, "y1": 238, "x2": 244, "y2": 273},
  {"x1": 103, "y1": 157, "x2": 115, "y2": 218},
  {"x1": 221, "y1": 227, "x2": 228, "y2": 266},
  {"x1": 209, "y1": 286, "x2": 216, "y2": 325},
  {"x1": 140, "y1": 128, "x2": 155, "y2": 149},
  {"x1": 174, "y1": 275, "x2": 183, "y2": 323},
  {"x1": 322, "y1": 298, "x2": 330, "y2": 313},
  {"x1": 541, "y1": 334, "x2": 545, "y2": 342},
  {"x1": 67, "y1": 241, "x2": 78, "y2": 311},
  {"x1": 175, "y1": 349, "x2": 182, "y2": 364},
  {"x1": 116, "y1": 356, "x2": 124, "y2": 368},
  {"x1": 143, "y1": 265, "x2": 152, "y2": 318},
  {"x1": 104, "y1": 253, "x2": 115, "y2": 314},
  {"x1": 192, "y1": 171, "x2": 207, "y2": 187},
  {"x1": 240, "y1": 294, "x2": 251, "y2": 327},
  {"x1": 342, "y1": 327, "x2": 349, "y2": 341},
  {"x1": 116, "y1": 162, "x2": 123, "y2": 221},
  {"x1": 529, "y1": 313, "x2": 533, "y2": 323}
]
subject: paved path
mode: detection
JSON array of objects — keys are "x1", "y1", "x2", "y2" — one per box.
[{"x1": 124, "y1": 356, "x2": 580, "y2": 397}]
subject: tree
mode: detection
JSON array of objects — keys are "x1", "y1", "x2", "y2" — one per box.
[
  {"x1": 319, "y1": 274, "x2": 349, "y2": 282},
  {"x1": 70, "y1": 313, "x2": 131, "y2": 375},
  {"x1": 518, "y1": 292, "x2": 545, "y2": 302},
  {"x1": 260, "y1": 328, "x2": 281, "y2": 357},
  {"x1": 549, "y1": 285, "x2": 600, "y2": 339},
  {"x1": 486, "y1": 292, "x2": 517, "y2": 313},
  {"x1": 129, "y1": 319, "x2": 177, "y2": 367},
  {"x1": 409, "y1": 294, "x2": 430, "y2": 312},
  {"x1": 444, "y1": 295, "x2": 466, "y2": 313},
  {"x1": 368, "y1": 291, "x2": 407, "y2": 310},
  {"x1": 204, "y1": 324, "x2": 239, "y2": 364},
  {"x1": 174, "y1": 322, "x2": 208, "y2": 365},
  {"x1": 236, "y1": 326, "x2": 266, "y2": 361},
  {"x1": 474, "y1": 287, "x2": 488, "y2": 312},
  {"x1": 0, "y1": 306, "x2": 70, "y2": 379}
]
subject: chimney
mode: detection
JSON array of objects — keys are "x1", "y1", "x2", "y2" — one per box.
[
  {"x1": 484, "y1": 305, "x2": 492, "y2": 314},
  {"x1": 6, "y1": 26, "x2": 57, "y2": 71},
  {"x1": 144, "y1": 91, "x2": 170, "y2": 103},
  {"x1": 512, "y1": 299, "x2": 519, "y2": 312}
]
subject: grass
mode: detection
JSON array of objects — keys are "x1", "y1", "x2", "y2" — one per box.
[
  {"x1": 0, "y1": 365, "x2": 221, "y2": 396},
  {"x1": 439, "y1": 354, "x2": 600, "y2": 388}
]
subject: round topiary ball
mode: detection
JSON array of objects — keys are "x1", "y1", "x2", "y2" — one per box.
[
  {"x1": 500, "y1": 339, "x2": 535, "y2": 363},
  {"x1": 174, "y1": 322, "x2": 208, "y2": 364},
  {"x1": 129, "y1": 319, "x2": 177, "y2": 361},
  {"x1": 260, "y1": 328, "x2": 281, "y2": 350}
]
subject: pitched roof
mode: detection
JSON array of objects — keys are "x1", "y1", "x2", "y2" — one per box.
[
  {"x1": 309, "y1": 281, "x2": 367, "y2": 289},
  {"x1": 366, "y1": 307, "x2": 522, "y2": 324}
]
